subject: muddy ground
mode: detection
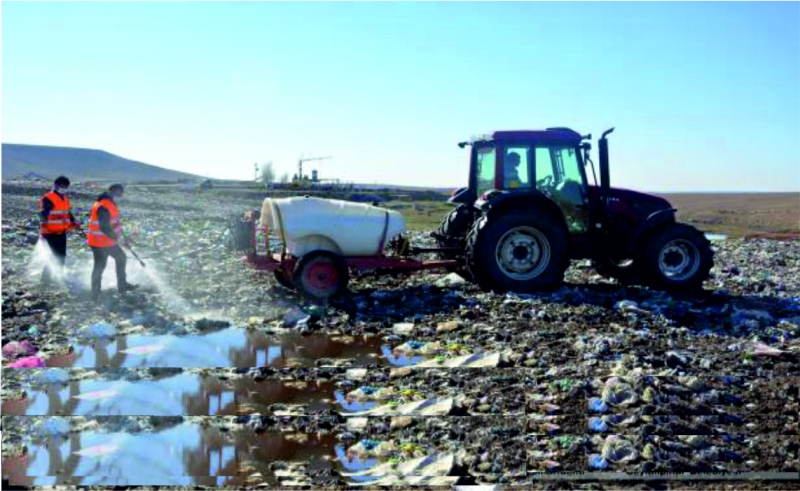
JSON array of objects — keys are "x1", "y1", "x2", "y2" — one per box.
[{"x1": 1, "y1": 182, "x2": 799, "y2": 488}]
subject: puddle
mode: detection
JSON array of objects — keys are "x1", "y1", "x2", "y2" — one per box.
[
  {"x1": 47, "y1": 327, "x2": 388, "y2": 368},
  {"x1": 1, "y1": 373, "x2": 244, "y2": 416},
  {"x1": 7, "y1": 423, "x2": 246, "y2": 486},
  {"x1": 705, "y1": 232, "x2": 728, "y2": 241},
  {"x1": 6, "y1": 422, "x2": 367, "y2": 486},
  {"x1": 3, "y1": 371, "x2": 376, "y2": 416},
  {"x1": 44, "y1": 326, "x2": 456, "y2": 369}
]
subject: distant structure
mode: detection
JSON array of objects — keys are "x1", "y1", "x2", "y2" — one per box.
[{"x1": 296, "y1": 155, "x2": 331, "y2": 183}]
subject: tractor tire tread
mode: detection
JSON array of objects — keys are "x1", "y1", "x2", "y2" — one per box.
[
  {"x1": 636, "y1": 223, "x2": 714, "y2": 292},
  {"x1": 465, "y1": 207, "x2": 569, "y2": 294}
]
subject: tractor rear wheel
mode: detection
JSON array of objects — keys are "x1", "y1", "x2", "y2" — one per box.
[
  {"x1": 433, "y1": 204, "x2": 473, "y2": 256},
  {"x1": 433, "y1": 204, "x2": 474, "y2": 280},
  {"x1": 293, "y1": 250, "x2": 350, "y2": 302},
  {"x1": 465, "y1": 209, "x2": 569, "y2": 293},
  {"x1": 636, "y1": 223, "x2": 713, "y2": 292}
]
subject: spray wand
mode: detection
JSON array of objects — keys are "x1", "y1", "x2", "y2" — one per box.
[{"x1": 124, "y1": 242, "x2": 147, "y2": 268}]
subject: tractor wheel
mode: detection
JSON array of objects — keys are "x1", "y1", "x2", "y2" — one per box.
[
  {"x1": 273, "y1": 269, "x2": 295, "y2": 290},
  {"x1": 433, "y1": 205, "x2": 473, "y2": 258},
  {"x1": 465, "y1": 209, "x2": 569, "y2": 294},
  {"x1": 433, "y1": 204, "x2": 474, "y2": 280},
  {"x1": 636, "y1": 223, "x2": 713, "y2": 292},
  {"x1": 293, "y1": 250, "x2": 350, "y2": 302}
]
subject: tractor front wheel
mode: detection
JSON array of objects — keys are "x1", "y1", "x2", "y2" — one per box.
[
  {"x1": 293, "y1": 250, "x2": 350, "y2": 302},
  {"x1": 637, "y1": 223, "x2": 713, "y2": 292},
  {"x1": 465, "y1": 209, "x2": 569, "y2": 293}
]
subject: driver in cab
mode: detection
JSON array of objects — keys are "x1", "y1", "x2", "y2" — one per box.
[{"x1": 503, "y1": 151, "x2": 523, "y2": 189}]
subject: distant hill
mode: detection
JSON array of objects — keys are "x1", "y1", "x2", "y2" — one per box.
[{"x1": 2, "y1": 143, "x2": 200, "y2": 183}]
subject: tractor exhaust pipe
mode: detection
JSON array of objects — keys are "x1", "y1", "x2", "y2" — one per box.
[{"x1": 599, "y1": 127, "x2": 615, "y2": 209}]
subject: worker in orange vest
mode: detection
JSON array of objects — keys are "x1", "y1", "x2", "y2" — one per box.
[
  {"x1": 39, "y1": 176, "x2": 82, "y2": 284},
  {"x1": 87, "y1": 184, "x2": 138, "y2": 300}
]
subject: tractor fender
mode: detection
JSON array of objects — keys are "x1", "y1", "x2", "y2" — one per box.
[
  {"x1": 474, "y1": 191, "x2": 569, "y2": 233},
  {"x1": 627, "y1": 208, "x2": 677, "y2": 256}
]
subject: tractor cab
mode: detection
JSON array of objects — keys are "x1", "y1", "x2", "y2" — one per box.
[{"x1": 454, "y1": 128, "x2": 594, "y2": 237}]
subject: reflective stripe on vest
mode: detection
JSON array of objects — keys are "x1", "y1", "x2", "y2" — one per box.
[
  {"x1": 87, "y1": 198, "x2": 122, "y2": 248},
  {"x1": 40, "y1": 191, "x2": 72, "y2": 234}
]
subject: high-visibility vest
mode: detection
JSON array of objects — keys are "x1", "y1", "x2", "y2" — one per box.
[
  {"x1": 40, "y1": 191, "x2": 73, "y2": 234},
  {"x1": 87, "y1": 198, "x2": 122, "y2": 248}
]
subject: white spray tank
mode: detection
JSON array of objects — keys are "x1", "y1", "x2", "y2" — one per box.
[{"x1": 260, "y1": 196, "x2": 406, "y2": 257}]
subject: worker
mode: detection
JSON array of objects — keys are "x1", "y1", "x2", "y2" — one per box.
[
  {"x1": 504, "y1": 151, "x2": 523, "y2": 189},
  {"x1": 39, "y1": 176, "x2": 82, "y2": 284},
  {"x1": 87, "y1": 183, "x2": 138, "y2": 300}
]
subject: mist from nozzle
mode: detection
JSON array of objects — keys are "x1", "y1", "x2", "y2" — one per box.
[
  {"x1": 27, "y1": 239, "x2": 68, "y2": 284},
  {"x1": 126, "y1": 259, "x2": 193, "y2": 316}
]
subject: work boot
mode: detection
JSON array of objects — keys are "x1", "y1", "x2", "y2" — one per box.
[{"x1": 119, "y1": 283, "x2": 139, "y2": 294}]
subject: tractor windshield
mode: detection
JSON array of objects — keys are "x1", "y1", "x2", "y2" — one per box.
[{"x1": 535, "y1": 145, "x2": 589, "y2": 234}]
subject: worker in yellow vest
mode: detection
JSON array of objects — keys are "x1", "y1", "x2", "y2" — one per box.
[
  {"x1": 39, "y1": 176, "x2": 82, "y2": 284},
  {"x1": 87, "y1": 184, "x2": 138, "y2": 300}
]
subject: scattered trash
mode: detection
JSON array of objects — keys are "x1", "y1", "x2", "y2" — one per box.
[
  {"x1": 588, "y1": 397, "x2": 609, "y2": 413},
  {"x1": 588, "y1": 417, "x2": 609, "y2": 433},
  {"x1": 601, "y1": 436, "x2": 639, "y2": 463},
  {"x1": 588, "y1": 454, "x2": 610, "y2": 470},
  {"x1": 80, "y1": 322, "x2": 117, "y2": 340},
  {"x1": 3, "y1": 340, "x2": 37, "y2": 359},
  {"x1": 8, "y1": 356, "x2": 45, "y2": 368}
]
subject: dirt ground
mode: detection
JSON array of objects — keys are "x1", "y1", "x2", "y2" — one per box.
[{"x1": 1, "y1": 181, "x2": 799, "y2": 488}]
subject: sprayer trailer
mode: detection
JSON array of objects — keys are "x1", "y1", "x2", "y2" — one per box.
[
  {"x1": 234, "y1": 127, "x2": 714, "y2": 301},
  {"x1": 239, "y1": 196, "x2": 459, "y2": 301}
]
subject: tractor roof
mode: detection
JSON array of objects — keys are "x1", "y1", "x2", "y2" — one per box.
[{"x1": 471, "y1": 127, "x2": 583, "y2": 145}]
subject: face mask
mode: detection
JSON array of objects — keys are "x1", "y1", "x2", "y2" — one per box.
[{"x1": 55, "y1": 187, "x2": 68, "y2": 194}]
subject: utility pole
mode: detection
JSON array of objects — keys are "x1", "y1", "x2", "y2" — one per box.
[{"x1": 254, "y1": 163, "x2": 259, "y2": 182}]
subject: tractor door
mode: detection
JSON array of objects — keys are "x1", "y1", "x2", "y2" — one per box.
[{"x1": 533, "y1": 145, "x2": 591, "y2": 234}]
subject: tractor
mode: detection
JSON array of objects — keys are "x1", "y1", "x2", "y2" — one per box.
[{"x1": 432, "y1": 127, "x2": 714, "y2": 293}]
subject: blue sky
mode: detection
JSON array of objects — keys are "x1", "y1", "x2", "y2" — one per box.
[{"x1": 3, "y1": 2, "x2": 799, "y2": 191}]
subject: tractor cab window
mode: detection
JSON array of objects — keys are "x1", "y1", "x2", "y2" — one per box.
[
  {"x1": 535, "y1": 145, "x2": 589, "y2": 234},
  {"x1": 475, "y1": 146, "x2": 497, "y2": 196},
  {"x1": 503, "y1": 146, "x2": 532, "y2": 190}
]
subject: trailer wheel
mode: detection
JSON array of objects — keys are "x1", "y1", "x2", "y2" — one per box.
[
  {"x1": 465, "y1": 209, "x2": 569, "y2": 293},
  {"x1": 293, "y1": 251, "x2": 349, "y2": 302},
  {"x1": 273, "y1": 269, "x2": 295, "y2": 290},
  {"x1": 636, "y1": 223, "x2": 713, "y2": 292}
]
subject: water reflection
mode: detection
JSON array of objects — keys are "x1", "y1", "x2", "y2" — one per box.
[
  {"x1": 3, "y1": 371, "x2": 349, "y2": 416},
  {"x1": 4, "y1": 423, "x2": 356, "y2": 487},
  {"x1": 7, "y1": 424, "x2": 245, "y2": 487},
  {"x1": 47, "y1": 328, "x2": 387, "y2": 368}
]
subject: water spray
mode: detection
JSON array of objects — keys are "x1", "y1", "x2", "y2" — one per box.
[{"x1": 126, "y1": 245, "x2": 147, "y2": 268}]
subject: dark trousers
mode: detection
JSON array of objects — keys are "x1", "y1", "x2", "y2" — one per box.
[
  {"x1": 41, "y1": 233, "x2": 67, "y2": 283},
  {"x1": 91, "y1": 245, "x2": 127, "y2": 295}
]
